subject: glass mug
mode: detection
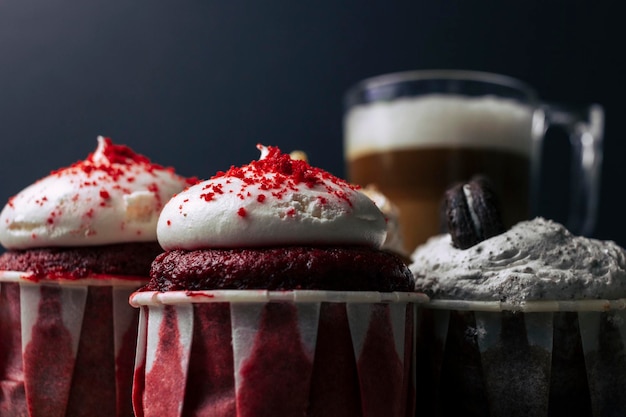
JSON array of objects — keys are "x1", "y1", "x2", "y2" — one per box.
[{"x1": 344, "y1": 70, "x2": 603, "y2": 253}]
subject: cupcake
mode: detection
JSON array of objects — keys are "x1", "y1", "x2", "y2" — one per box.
[
  {"x1": 130, "y1": 144, "x2": 423, "y2": 417},
  {"x1": 359, "y1": 184, "x2": 409, "y2": 261},
  {"x1": 410, "y1": 178, "x2": 626, "y2": 417},
  {"x1": 0, "y1": 137, "x2": 195, "y2": 417}
]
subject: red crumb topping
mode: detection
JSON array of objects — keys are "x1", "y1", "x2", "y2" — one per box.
[
  {"x1": 237, "y1": 207, "x2": 247, "y2": 217},
  {"x1": 91, "y1": 137, "x2": 152, "y2": 166},
  {"x1": 212, "y1": 145, "x2": 358, "y2": 201},
  {"x1": 45, "y1": 138, "x2": 197, "y2": 187},
  {"x1": 200, "y1": 193, "x2": 214, "y2": 202},
  {"x1": 50, "y1": 137, "x2": 162, "y2": 181}
]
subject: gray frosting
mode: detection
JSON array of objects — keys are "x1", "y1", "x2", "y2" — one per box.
[{"x1": 410, "y1": 218, "x2": 626, "y2": 303}]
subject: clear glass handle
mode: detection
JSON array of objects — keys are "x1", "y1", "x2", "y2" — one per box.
[{"x1": 537, "y1": 103, "x2": 604, "y2": 236}]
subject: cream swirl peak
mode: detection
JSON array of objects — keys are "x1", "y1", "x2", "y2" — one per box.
[
  {"x1": 410, "y1": 217, "x2": 626, "y2": 303},
  {"x1": 0, "y1": 136, "x2": 196, "y2": 249},
  {"x1": 157, "y1": 144, "x2": 387, "y2": 251}
]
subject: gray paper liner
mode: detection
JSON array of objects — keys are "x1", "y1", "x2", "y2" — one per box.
[
  {"x1": 0, "y1": 274, "x2": 145, "y2": 417},
  {"x1": 132, "y1": 290, "x2": 417, "y2": 417},
  {"x1": 415, "y1": 304, "x2": 626, "y2": 417}
]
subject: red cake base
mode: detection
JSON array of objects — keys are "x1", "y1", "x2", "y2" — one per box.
[
  {"x1": 145, "y1": 246, "x2": 413, "y2": 292},
  {"x1": 0, "y1": 242, "x2": 163, "y2": 280}
]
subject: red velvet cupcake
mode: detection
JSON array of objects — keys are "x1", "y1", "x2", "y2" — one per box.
[
  {"x1": 0, "y1": 137, "x2": 195, "y2": 417},
  {"x1": 130, "y1": 145, "x2": 423, "y2": 417}
]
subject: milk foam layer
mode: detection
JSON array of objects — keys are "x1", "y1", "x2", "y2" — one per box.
[
  {"x1": 0, "y1": 137, "x2": 193, "y2": 249},
  {"x1": 345, "y1": 95, "x2": 534, "y2": 159},
  {"x1": 410, "y1": 218, "x2": 626, "y2": 303},
  {"x1": 157, "y1": 145, "x2": 387, "y2": 250}
]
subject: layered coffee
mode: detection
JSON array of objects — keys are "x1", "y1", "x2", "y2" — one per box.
[{"x1": 344, "y1": 95, "x2": 534, "y2": 251}]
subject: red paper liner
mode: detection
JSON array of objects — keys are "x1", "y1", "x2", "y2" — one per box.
[
  {"x1": 131, "y1": 290, "x2": 419, "y2": 417},
  {"x1": 0, "y1": 273, "x2": 145, "y2": 417}
]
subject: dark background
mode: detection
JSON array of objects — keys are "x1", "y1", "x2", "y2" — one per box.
[{"x1": 0, "y1": 1, "x2": 623, "y2": 245}]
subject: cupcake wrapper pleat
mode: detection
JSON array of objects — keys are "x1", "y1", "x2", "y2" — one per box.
[
  {"x1": 0, "y1": 282, "x2": 27, "y2": 416},
  {"x1": 233, "y1": 302, "x2": 318, "y2": 417},
  {"x1": 414, "y1": 309, "x2": 449, "y2": 417},
  {"x1": 230, "y1": 302, "x2": 265, "y2": 393},
  {"x1": 475, "y1": 311, "x2": 553, "y2": 417},
  {"x1": 142, "y1": 304, "x2": 193, "y2": 417},
  {"x1": 579, "y1": 310, "x2": 626, "y2": 417},
  {"x1": 21, "y1": 284, "x2": 87, "y2": 417},
  {"x1": 132, "y1": 306, "x2": 149, "y2": 417},
  {"x1": 349, "y1": 303, "x2": 408, "y2": 417},
  {"x1": 133, "y1": 300, "x2": 414, "y2": 417}
]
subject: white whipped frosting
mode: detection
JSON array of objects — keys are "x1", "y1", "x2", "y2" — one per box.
[
  {"x1": 157, "y1": 145, "x2": 387, "y2": 250},
  {"x1": 410, "y1": 217, "x2": 626, "y2": 303},
  {"x1": 0, "y1": 137, "x2": 193, "y2": 249}
]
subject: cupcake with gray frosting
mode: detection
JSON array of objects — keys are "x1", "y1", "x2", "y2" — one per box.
[
  {"x1": 410, "y1": 178, "x2": 626, "y2": 417},
  {"x1": 413, "y1": 217, "x2": 626, "y2": 304}
]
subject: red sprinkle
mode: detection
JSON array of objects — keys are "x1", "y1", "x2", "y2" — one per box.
[
  {"x1": 100, "y1": 189, "x2": 110, "y2": 199},
  {"x1": 185, "y1": 176, "x2": 200, "y2": 186},
  {"x1": 200, "y1": 193, "x2": 214, "y2": 202},
  {"x1": 89, "y1": 138, "x2": 152, "y2": 167},
  {"x1": 237, "y1": 207, "x2": 247, "y2": 217}
]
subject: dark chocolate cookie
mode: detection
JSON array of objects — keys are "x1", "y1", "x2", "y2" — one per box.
[{"x1": 445, "y1": 176, "x2": 505, "y2": 249}]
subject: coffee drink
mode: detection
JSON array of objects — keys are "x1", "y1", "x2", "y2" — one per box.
[{"x1": 345, "y1": 95, "x2": 534, "y2": 251}]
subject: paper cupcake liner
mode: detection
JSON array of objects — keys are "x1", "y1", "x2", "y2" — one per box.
[
  {"x1": 414, "y1": 299, "x2": 626, "y2": 417},
  {"x1": 0, "y1": 271, "x2": 146, "y2": 417},
  {"x1": 131, "y1": 290, "x2": 425, "y2": 417}
]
